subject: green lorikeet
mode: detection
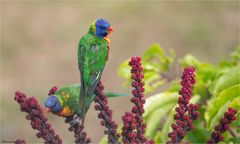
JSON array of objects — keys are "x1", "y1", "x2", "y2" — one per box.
[
  {"x1": 78, "y1": 18, "x2": 113, "y2": 123},
  {"x1": 45, "y1": 84, "x2": 129, "y2": 117},
  {"x1": 45, "y1": 19, "x2": 114, "y2": 122}
]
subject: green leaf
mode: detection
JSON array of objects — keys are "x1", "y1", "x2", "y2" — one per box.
[
  {"x1": 224, "y1": 137, "x2": 240, "y2": 143},
  {"x1": 117, "y1": 59, "x2": 130, "y2": 79},
  {"x1": 185, "y1": 124, "x2": 211, "y2": 143},
  {"x1": 205, "y1": 85, "x2": 240, "y2": 129},
  {"x1": 180, "y1": 54, "x2": 201, "y2": 68},
  {"x1": 145, "y1": 103, "x2": 175, "y2": 138},
  {"x1": 210, "y1": 102, "x2": 231, "y2": 129},
  {"x1": 212, "y1": 65, "x2": 240, "y2": 96},
  {"x1": 142, "y1": 43, "x2": 174, "y2": 72},
  {"x1": 143, "y1": 92, "x2": 178, "y2": 120},
  {"x1": 161, "y1": 106, "x2": 176, "y2": 143},
  {"x1": 229, "y1": 97, "x2": 240, "y2": 110}
]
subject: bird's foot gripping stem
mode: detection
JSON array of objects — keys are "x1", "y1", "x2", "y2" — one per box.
[{"x1": 65, "y1": 114, "x2": 81, "y2": 126}]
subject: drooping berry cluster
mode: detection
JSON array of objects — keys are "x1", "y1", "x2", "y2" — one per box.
[
  {"x1": 64, "y1": 116, "x2": 91, "y2": 144},
  {"x1": 207, "y1": 107, "x2": 238, "y2": 144},
  {"x1": 94, "y1": 81, "x2": 120, "y2": 144},
  {"x1": 121, "y1": 57, "x2": 154, "y2": 144},
  {"x1": 167, "y1": 66, "x2": 199, "y2": 144},
  {"x1": 14, "y1": 139, "x2": 26, "y2": 144},
  {"x1": 14, "y1": 91, "x2": 62, "y2": 144}
]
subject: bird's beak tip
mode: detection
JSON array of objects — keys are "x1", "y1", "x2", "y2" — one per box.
[
  {"x1": 108, "y1": 27, "x2": 113, "y2": 32},
  {"x1": 45, "y1": 107, "x2": 51, "y2": 113}
]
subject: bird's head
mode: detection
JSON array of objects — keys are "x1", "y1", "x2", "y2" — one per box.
[
  {"x1": 89, "y1": 18, "x2": 113, "y2": 38},
  {"x1": 45, "y1": 96, "x2": 62, "y2": 114}
]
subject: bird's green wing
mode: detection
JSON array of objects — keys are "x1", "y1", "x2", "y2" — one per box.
[
  {"x1": 78, "y1": 34, "x2": 108, "y2": 122},
  {"x1": 54, "y1": 84, "x2": 80, "y2": 114}
]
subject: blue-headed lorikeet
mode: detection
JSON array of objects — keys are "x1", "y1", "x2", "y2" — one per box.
[
  {"x1": 45, "y1": 19, "x2": 117, "y2": 122},
  {"x1": 45, "y1": 84, "x2": 128, "y2": 117}
]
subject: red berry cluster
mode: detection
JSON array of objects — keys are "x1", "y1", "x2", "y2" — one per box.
[
  {"x1": 94, "y1": 81, "x2": 120, "y2": 144},
  {"x1": 207, "y1": 107, "x2": 238, "y2": 144},
  {"x1": 14, "y1": 139, "x2": 26, "y2": 144},
  {"x1": 69, "y1": 121, "x2": 91, "y2": 143},
  {"x1": 121, "y1": 112, "x2": 137, "y2": 144},
  {"x1": 121, "y1": 57, "x2": 154, "y2": 144},
  {"x1": 167, "y1": 67, "x2": 199, "y2": 144},
  {"x1": 14, "y1": 91, "x2": 62, "y2": 144},
  {"x1": 48, "y1": 86, "x2": 58, "y2": 95}
]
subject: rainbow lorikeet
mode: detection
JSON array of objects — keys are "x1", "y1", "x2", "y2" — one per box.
[
  {"x1": 78, "y1": 18, "x2": 113, "y2": 123},
  {"x1": 45, "y1": 19, "x2": 114, "y2": 122},
  {"x1": 45, "y1": 84, "x2": 128, "y2": 117}
]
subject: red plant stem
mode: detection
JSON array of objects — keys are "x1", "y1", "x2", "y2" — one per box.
[
  {"x1": 207, "y1": 107, "x2": 238, "y2": 144},
  {"x1": 14, "y1": 91, "x2": 62, "y2": 144},
  {"x1": 94, "y1": 81, "x2": 120, "y2": 144},
  {"x1": 167, "y1": 66, "x2": 199, "y2": 144}
]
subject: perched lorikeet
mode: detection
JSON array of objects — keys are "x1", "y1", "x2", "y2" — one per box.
[
  {"x1": 45, "y1": 84, "x2": 129, "y2": 117},
  {"x1": 45, "y1": 18, "x2": 114, "y2": 122},
  {"x1": 78, "y1": 18, "x2": 113, "y2": 123}
]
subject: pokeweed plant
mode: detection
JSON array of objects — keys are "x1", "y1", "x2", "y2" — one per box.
[
  {"x1": 115, "y1": 44, "x2": 239, "y2": 144},
  {"x1": 12, "y1": 43, "x2": 239, "y2": 144}
]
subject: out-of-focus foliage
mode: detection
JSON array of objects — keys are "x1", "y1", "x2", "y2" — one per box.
[
  {"x1": 114, "y1": 44, "x2": 240, "y2": 143},
  {"x1": 118, "y1": 44, "x2": 175, "y2": 93}
]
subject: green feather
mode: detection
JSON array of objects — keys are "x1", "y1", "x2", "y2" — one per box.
[
  {"x1": 54, "y1": 84, "x2": 129, "y2": 115},
  {"x1": 78, "y1": 31, "x2": 108, "y2": 123}
]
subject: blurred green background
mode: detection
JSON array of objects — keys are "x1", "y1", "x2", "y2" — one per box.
[{"x1": 1, "y1": 1, "x2": 239, "y2": 143}]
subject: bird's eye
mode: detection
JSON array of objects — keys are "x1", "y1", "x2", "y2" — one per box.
[{"x1": 100, "y1": 26, "x2": 106, "y2": 30}]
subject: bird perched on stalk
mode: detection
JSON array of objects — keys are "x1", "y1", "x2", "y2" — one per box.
[
  {"x1": 45, "y1": 84, "x2": 128, "y2": 118},
  {"x1": 45, "y1": 19, "x2": 114, "y2": 124},
  {"x1": 78, "y1": 18, "x2": 113, "y2": 123}
]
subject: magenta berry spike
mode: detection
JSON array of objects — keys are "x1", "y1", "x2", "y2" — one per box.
[
  {"x1": 129, "y1": 56, "x2": 148, "y2": 143},
  {"x1": 14, "y1": 91, "x2": 62, "y2": 144},
  {"x1": 167, "y1": 66, "x2": 199, "y2": 144},
  {"x1": 94, "y1": 81, "x2": 120, "y2": 144},
  {"x1": 207, "y1": 107, "x2": 238, "y2": 144},
  {"x1": 121, "y1": 56, "x2": 154, "y2": 144},
  {"x1": 121, "y1": 112, "x2": 137, "y2": 144}
]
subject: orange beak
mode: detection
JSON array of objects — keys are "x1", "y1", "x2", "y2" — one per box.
[
  {"x1": 45, "y1": 107, "x2": 51, "y2": 113},
  {"x1": 108, "y1": 27, "x2": 113, "y2": 33}
]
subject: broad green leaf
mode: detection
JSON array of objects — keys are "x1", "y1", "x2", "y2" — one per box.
[
  {"x1": 180, "y1": 54, "x2": 201, "y2": 68},
  {"x1": 185, "y1": 124, "x2": 211, "y2": 143},
  {"x1": 224, "y1": 137, "x2": 240, "y2": 143},
  {"x1": 210, "y1": 102, "x2": 231, "y2": 129},
  {"x1": 142, "y1": 43, "x2": 174, "y2": 72},
  {"x1": 212, "y1": 65, "x2": 240, "y2": 96},
  {"x1": 205, "y1": 85, "x2": 240, "y2": 128},
  {"x1": 143, "y1": 92, "x2": 178, "y2": 120},
  {"x1": 145, "y1": 103, "x2": 175, "y2": 138},
  {"x1": 161, "y1": 106, "x2": 176, "y2": 143},
  {"x1": 117, "y1": 59, "x2": 130, "y2": 79},
  {"x1": 229, "y1": 97, "x2": 240, "y2": 110}
]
